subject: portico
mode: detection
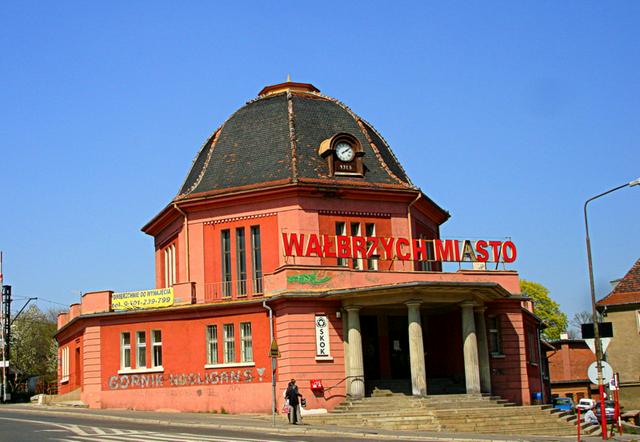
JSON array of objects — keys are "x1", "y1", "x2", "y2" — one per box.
[{"x1": 338, "y1": 283, "x2": 501, "y2": 399}]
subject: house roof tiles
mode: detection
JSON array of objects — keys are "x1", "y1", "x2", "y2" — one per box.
[{"x1": 597, "y1": 258, "x2": 640, "y2": 306}]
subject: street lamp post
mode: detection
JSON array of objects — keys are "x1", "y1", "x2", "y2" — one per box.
[{"x1": 584, "y1": 177, "x2": 639, "y2": 439}]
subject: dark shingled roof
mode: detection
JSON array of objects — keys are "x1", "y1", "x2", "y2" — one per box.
[
  {"x1": 177, "y1": 84, "x2": 415, "y2": 199},
  {"x1": 597, "y1": 258, "x2": 640, "y2": 306}
]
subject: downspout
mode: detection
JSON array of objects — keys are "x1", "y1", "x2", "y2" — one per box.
[
  {"x1": 263, "y1": 300, "x2": 276, "y2": 426},
  {"x1": 407, "y1": 192, "x2": 422, "y2": 269},
  {"x1": 537, "y1": 327, "x2": 546, "y2": 404},
  {"x1": 173, "y1": 203, "x2": 190, "y2": 281}
]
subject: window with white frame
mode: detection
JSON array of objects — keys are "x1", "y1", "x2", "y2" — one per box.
[
  {"x1": 351, "y1": 222, "x2": 363, "y2": 270},
  {"x1": 136, "y1": 331, "x2": 146, "y2": 368},
  {"x1": 335, "y1": 222, "x2": 348, "y2": 267},
  {"x1": 164, "y1": 243, "x2": 176, "y2": 287},
  {"x1": 121, "y1": 332, "x2": 131, "y2": 369},
  {"x1": 236, "y1": 228, "x2": 247, "y2": 296},
  {"x1": 250, "y1": 226, "x2": 263, "y2": 294},
  {"x1": 365, "y1": 223, "x2": 378, "y2": 270},
  {"x1": 223, "y1": 324, "x2": 235, "y2": 363},
  {"x1": 61, "y1": 346, "x2": 69, "y2": 382},
  {"x1": 206, "y1": 325, "x2": 218, "y2": 365},
  {"x1": 240, "y1": 322, "x2": 253, "y2": 362},
  {"x1": 151, "y1": 330, "x2": 162, "y2": 368},
  {"x1": 637, "y1": 310, "x2": 640, "y2": 334},
  {"x1": 221, "y1": 230, "x2": 232, "y2": 297}
]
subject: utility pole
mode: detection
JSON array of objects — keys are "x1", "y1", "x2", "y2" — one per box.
[{"x1": 0, "y1": 251, "x2": 9, "y2": 402}]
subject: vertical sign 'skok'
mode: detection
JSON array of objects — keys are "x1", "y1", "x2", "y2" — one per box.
[{"x1": 315, "y1": 315, "x2": 331, "y2": 358}]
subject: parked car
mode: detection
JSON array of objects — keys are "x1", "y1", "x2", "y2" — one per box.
[
  {"x1": 576, "y1": 398, "x2": 596, "y2": 411},
  {"x1": 595, "y1": 400, "x2": 617, "y2": 423},
  {"x1": 552, "y1": 397, "x2": 575, "y2": 413}
]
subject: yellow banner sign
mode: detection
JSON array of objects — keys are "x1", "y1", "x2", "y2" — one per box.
[{"x1": 111, "y1": 288, "x2": 174, "y2": 311}]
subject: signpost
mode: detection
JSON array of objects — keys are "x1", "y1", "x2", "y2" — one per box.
[{"x1": 269, "y1": 339, "x2": 279, "y2": 427}]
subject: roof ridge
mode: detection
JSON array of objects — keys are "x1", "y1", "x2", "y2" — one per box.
[
  {"x1": 177, "y1": 127, "x2": 222, "y2": 198},
  {"x1": 355, "y1": 118, "x2": 408, "y2": 187},
  {"x1": 359, "y1": 117, "x2": 415, "y2": 187},
  {"x1": 286, "y1": 91, "x2": 299, "y2": 183}
]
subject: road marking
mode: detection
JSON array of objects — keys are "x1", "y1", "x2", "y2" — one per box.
[{"x1": 0, "y1": 416, "x2": 291, "y2": 442}]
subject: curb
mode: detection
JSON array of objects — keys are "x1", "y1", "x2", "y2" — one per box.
[
  {"x1": 0, "y1": 405, "x2": 569, "y2": 442},
  {"x1": 0, "y1": 406, "x2": 444, "y2": 441}
]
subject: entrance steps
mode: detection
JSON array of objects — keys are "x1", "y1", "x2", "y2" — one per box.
[{"x1": 304, "y1": 391, "x2": 601, "y2": 436}]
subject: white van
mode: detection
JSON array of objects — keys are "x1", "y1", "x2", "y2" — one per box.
[{"x1": 576, "y1": 398, "x2": 596, "y2": 411}]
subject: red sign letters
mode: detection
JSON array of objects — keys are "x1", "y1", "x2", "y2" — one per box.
[{"x1": 282, "y1": 233, "x2": 516, "y2": 263}]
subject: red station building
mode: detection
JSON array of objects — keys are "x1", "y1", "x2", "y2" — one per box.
[{"x1": 56, "y1": 81, "x2": 546, "y2": 413}]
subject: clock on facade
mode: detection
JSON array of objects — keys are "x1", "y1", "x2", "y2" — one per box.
[
  {"x1": 317, "y1": 132, "x2": 364, "y2": 176},
  {"x1": 335, "y1": 141, "x2": 355, "y2": 162}
]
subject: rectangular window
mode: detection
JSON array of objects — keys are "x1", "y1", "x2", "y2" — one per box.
[
  {"x1": 136, "y1": 331, "x2": 146, "y2": 368},
  {"x1": 61, "y1": 346, "x2": 70, "y2": 382},
  {"x1": 240, "y1": 322, "x2": 253, "y2": 362},
  {"x1": 223, "y1": 324, "x2": 235, "y2": 363},
  {"x1": 418, "y1": 236, "x2": 435, "y2": 271},
  {"x1": 221, "y1": 230, "x2": 232, "y2": 297},
  {"x1": 151, "y1": 330, "x2": 162, "y2": 368},
  {"x1": 251, "y1": 226, "x2": 263, "y2": 294},
  {"x1": 351, "y1": 222, "x2": 363, "y2": 270},
  {"x1": 488, "y1": 316, "x2": 503, "y2": 355},
  {"x1": 528, "y1": 331, "x2": 538, "y2": 364},
  {"x1": 206, "y1": 325, "x2": 218, "y2": 365},
  {"x1": 636, "y1": 310, "x2": 640, "y2": 334},
  {"x1": 121, "y1": 332, "x2": 131, "y2": 369},
  {"x1": 365, "y1": 223, "x2": 378, "y2": 270},
  {"x1": 336, "y1": 222, "x2": 347, "y2": 267},
  {"x1": 164, "y1": 243, "x2": 176, "y2": 287},
  {"x1": 236, "y1": 228, "x2": 247, "y2": 296}
]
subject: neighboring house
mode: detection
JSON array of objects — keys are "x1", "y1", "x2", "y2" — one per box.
[
  {"x1": 546, "y1": 333, "x2": 596, "y2": 401},
  {"x1": 597, "y1": 258, "x2": 640, "y2": 409}
]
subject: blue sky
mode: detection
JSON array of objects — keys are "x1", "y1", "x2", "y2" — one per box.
[{"x1": 1, "y1": 1, "x2": 638, "y2": 321}]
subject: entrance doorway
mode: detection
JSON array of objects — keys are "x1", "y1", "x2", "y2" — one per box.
[{"x1": 361, "y1": 312, "x2": 411, "y2": 395}]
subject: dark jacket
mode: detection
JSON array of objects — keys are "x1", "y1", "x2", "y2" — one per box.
[{"x1": 285, "y1": 384, "x2": 301, "y2": 405}]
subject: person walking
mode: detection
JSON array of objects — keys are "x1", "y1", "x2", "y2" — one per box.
[{"x1": 285, "y1": 379, "x2": 303, "y2": 424}]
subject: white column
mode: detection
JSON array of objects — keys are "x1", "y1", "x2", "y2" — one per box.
[
  {"x1": 342, "y1": 308, "x2": 350, "y2": 381},
  {"x1": 406, "y1": 301, "x2": 427, "y2": 396},
  {"x1": 461, "y1": 302, "x2": 481, "y2": 394},
  {"x1": 474, "y1": 306, "x2": 492, "y2": 394},
  {"x1": 346, "y1": 306, "x2": 364, "y2": 399}
]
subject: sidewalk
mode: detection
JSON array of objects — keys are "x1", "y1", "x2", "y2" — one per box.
[{"x1": 0, "y1": 403, "x2": 638, "y2": 442}]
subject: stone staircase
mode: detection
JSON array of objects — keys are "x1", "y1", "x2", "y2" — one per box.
[{"x1": 304, "y1": 390, "x2": 601, "y2": 437}]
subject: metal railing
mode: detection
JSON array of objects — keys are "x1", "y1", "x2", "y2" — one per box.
[{"x1": 204, "y1": 278, "x2": 264, "y2": 303}]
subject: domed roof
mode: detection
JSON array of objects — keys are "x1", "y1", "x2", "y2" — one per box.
[{"x1": 176, "y1": 81, "x2": 415, "y2": 200}]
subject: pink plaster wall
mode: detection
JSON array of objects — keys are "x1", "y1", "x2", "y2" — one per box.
[
  {"x1": 265, "y1": 267, "x2": 521, "y2": 296},
  {"x1": 81, "y1": 291, "x2": 111, "y2": 315},
  {"x1": 274, "y1": 300, "x2": 346, "y2": 411},
  {"x1": 81, "y1": 325, "x2": 102, "y2": 408},
  {"x1": 486, "y1": 300, "x2": 532, "y2": 405}
]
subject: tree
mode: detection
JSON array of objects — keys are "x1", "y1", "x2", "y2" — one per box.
[
  {"x1": 520, "y1": 279, "x2": 568, "y2": 340},
  {"x1": 10, "y1": 305, "x2": 59, "y2": 381},
  {"x1": 567, "y1": 310, "x2": 601, "y2": 339}
]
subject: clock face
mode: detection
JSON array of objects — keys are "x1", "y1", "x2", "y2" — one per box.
[{"x1": 335, "y1": 142, "x2": 355, "y2": 162}]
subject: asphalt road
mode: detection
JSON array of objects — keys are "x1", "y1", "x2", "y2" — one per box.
[{"x1": 0, "y1": 409, "x2": 404, "y2": 442}]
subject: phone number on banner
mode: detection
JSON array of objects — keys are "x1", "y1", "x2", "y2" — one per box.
[{"x1": 111, "y1": 288, "x2": 174, "y2": 311}]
